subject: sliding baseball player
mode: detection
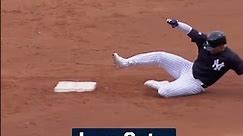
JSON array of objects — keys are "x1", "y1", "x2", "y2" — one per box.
[{"x1": 113, "y1": 18, "x2": 243, "y2": 98}]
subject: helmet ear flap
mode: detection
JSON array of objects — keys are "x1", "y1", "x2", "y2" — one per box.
[{"x1": 203, "y1": 41, "x2": 215, "y2": 51}]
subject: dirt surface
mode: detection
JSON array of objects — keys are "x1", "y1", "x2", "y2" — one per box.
[{"x1": 1, "y1": 0, "x2": 243, "y2": 136}]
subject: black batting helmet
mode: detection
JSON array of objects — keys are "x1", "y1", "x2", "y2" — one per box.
[{"x1": 207, "y1": 31, "x2": 227, "y2": 47}]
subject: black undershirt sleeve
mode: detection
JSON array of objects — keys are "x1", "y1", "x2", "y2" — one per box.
[
  {"x1": 187, "y1": 29, "x2": 200, "y2": 42},
  {"x1": 187, "y1": 28, "x2": 207, "y2": 47}
]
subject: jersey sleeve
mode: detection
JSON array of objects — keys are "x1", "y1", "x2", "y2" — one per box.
[
  {"x1": 187, "y1": 28, "x2": 207, "y2": 45},
  {"x1": 231, "y1": 54, "x2": 243, "y2": 75}
]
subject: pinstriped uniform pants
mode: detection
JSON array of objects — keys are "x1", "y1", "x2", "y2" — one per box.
[{"x1": 126, "y1": 51, "x2": 206, "y2": 97}]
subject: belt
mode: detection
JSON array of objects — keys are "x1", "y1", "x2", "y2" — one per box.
[
  {"x1": 201, "y1": 83, "x2": 208, "y2": 88},
  {"x1": 195, "y1": 78, "x2": 208, "y2": 89}
]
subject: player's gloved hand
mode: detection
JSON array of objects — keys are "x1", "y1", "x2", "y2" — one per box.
[{"x1": 166, "y1": 18, "x2": 179, "y2": 28}]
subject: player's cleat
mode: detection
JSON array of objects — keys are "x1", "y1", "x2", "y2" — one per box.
[
  {"x1": 113, "y1": 53, "x2": 129, "y2": 68},
  {"x1": 144, "y1": 80, "x2": 169, "y2": 90},
  {"x1": 144, "y1": 80, "x2": 161, "y2": 90}
]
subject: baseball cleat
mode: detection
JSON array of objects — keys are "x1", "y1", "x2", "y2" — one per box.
[
  {"x1": 112, "y1": 53, "x2": 128, "y2": 68},
  {"x1": 144, "y1": 80, "x2": 169, "y2": 90}
]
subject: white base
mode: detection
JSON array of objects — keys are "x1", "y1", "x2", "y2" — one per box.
[{"x1": 54, "y1": 81, "x2": 97, "y2": 92}]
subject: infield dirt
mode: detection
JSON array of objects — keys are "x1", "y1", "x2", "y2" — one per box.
[{"x1": 1, "y1": 0, "x2": 243, "y2": 136}]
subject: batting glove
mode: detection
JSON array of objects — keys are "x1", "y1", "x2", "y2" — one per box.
[{"x1": 166, "y1": 18, "x2": 179, "y2": 28}]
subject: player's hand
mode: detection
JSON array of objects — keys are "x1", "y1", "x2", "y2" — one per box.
[{"x1": 166, "y1": 18, "x2": 179, "y2": 28}]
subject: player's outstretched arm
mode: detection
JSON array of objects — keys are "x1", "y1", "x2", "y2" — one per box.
[
  {"x1": 166, "y1": 18, "x2": 208, "y2": 45},
  {"x1": 166, "y1": 18, "x2": 192, "y2": 34}
]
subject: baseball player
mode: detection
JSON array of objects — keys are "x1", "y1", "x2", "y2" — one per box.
[{"x1": 113, "y1": 18, "x2": 243, "y2": 98}]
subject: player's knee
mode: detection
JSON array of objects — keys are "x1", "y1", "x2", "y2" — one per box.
[
  {"x1": 150, "y1": 51, "x2": 167, "y2": 62},
  {"x1": 154, "y1": 51, "x2": 166, "y2": 57}
]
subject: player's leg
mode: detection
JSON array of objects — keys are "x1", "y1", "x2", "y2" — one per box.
[
  {"x1": 144, "y1": 80, "x2": 169, "y2": 90},
  {"x1": 113, "y1": 51, "x2": 191, "y2": 79},
  {"x1": 144, "y1": 61, "x2": 205, "y2": 97},
  {"x1": 157, "y1": 73, "x2": 205, "y2": 98}
]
